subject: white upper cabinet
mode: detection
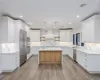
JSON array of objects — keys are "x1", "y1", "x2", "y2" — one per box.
[
  {"x1": 0, "y1": 16, "x2": 15, "y2": 43},
  {"x1": 0, "y1": 16, "x2": 29, "y2": 43},
  {"x1": 24, "y1": 24, "x2": 29, "y2": 37},
  {"x1": 8, "y1": 17, "x2": 15, "y2": 43},
  {"x1": 82, "y1": 15, "x2": 100, "y2": 43}
]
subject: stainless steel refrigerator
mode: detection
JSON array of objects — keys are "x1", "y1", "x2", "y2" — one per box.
[{"x1": 19, "y1": 29, "x2": 27, "y2": 66}]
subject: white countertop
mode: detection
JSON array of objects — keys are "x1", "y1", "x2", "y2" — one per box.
[
  {"x1": 66, "y1": 46, "x2": 100, "y2": 54},
  {"x1": 76, "y1": 49, "x2": 100, "y2": 54},
  {"x1": 1, "y1": 52, "x2": 18, "y2": 54},
  {"x1": 39, "y1": 47, "x2": 62, "y2": 51}
]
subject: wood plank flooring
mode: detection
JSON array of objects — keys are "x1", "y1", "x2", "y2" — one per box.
[{"x1": 1, "y1": 55, "x2": 100, "y2": 80}]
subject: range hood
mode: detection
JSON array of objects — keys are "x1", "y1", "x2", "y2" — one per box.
[{"x1": 43, "y1": 30, "x2": 54, "y2": 39}]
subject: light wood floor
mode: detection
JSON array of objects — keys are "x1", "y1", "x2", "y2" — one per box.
[{"x1": 1, "y1": 55, "x2": 100, "y2": 80}]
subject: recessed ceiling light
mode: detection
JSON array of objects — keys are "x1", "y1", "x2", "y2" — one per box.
[
  {"x1": 69, "y1": 22, "x2": 72, "y2": 24},
  {"x1": 77, "y1": 15, "x2": 80, "y2": 18},
  {"x1": 20, "y1": 16, "x2": 23, "y2": 18}
]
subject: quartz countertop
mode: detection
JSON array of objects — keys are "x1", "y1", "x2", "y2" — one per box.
[
  {"x1": 1, "y1": 52, "x2": 18, "y2": 54},
  {"x1": 39, "y1": 47, "x2": 62, "y2": 51},
  {"x1": 76, "y1": 49, "x2": 100, "y2": 54},
  {"x1": 66, "y1": 46, "x2": 100, "y2": 54}
]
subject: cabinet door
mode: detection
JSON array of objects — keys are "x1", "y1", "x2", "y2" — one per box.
[
  {"x1": 82, "y1": 20, "x2": 94, "y2": 42},
  {"x1": 55, "y1": 51, "x2": 62, "y2": 62},
  {"x1": 45, "y1": 51, "x2": 51, "y2": 62},
  {"x1": 78, "y1": 52, "x2": 84, "y2": 67},
  {"x1": 51, "y1": 51, "x2": 56, "y2": 62},
  {"x1": 1, "y1": 54, "x2": 17, "y2": 71},
  {"x1": 8, "y1": 18, "x2": 15, "y2": 42},
  {"x1": 81, "y1": 53, "x2": 86, "y2": 68},
  {"x1": 40, "y1": 51, "x2": 45, "y2": 62},
  {"x1": 76, "y1": 51, "x2": 80, "y2": 62}
]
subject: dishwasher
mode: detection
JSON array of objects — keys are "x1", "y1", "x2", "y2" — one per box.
[{"x1": 73, "y1": 49, "x2": 77, "y2": 62}]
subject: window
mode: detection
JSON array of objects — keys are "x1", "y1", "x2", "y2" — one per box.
[{"x1": 76, "y1": 33, "x2": 80, "y2": 46}]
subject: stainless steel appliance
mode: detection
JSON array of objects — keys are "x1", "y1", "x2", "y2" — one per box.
[
  {"x1": 26, "y1": 37, "x2": 30, "y2": 54},
  {"x1": 19, "y1": 30, "x2": 27, "y2": 66},
  {"x1": 73, "y1": 49, "x2": 77, "y2": 61}
]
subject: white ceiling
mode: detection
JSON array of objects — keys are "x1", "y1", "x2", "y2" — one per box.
[{"x1": 0, "y1": 0, "x2": 100, "y2": 28}]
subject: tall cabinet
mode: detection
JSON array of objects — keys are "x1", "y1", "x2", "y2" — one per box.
[
  {"x1": 82, "y1": 15, "x2": 100, "y2": 43},
  {"x1": 0, "y1": 16, "x2": 30, "y2": 72}
]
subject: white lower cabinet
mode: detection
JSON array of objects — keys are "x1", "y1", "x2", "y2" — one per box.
[
  {"x1": 67, "y1": 47, "x2": 73, "y2": 59},
  {"x1": 76, "y1": 50, "x2": 100, "y2": 74},
  {"x1": 1, "y1": 53, "x2": 19, "y2": 72}
]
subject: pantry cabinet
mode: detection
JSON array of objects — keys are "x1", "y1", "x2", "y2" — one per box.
[{"x1": 82, "y1": 15, "x2": 100, "y2": 43}]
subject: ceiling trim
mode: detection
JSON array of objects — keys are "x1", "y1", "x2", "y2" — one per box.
[
  {"x1": 81, "y1": 12, "x2": 100, "y2": 21},
  {"x1": 30, "y1": 28, "x2": 40, "y2": 30},
  {"x1": 2, "y1": 13, "x2": 31, "y2": 26},
  {"x1": 30, "y1": 28, "x2": 72, "y2": 30}
]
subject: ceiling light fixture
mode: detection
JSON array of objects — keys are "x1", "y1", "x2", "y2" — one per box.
[
  {"x1": 69, "y1": 22, "x2": 72, "y2": 24},
  {"x1": 20, "y1": 16, "x2": 23, "y2": 18},
  {"x1": 77, "y1": 15, "x2": 80, "y2": 18}
]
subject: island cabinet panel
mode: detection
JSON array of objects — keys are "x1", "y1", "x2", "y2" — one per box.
[{"x1": 39, "y1": 51, "x2": 62, "y2": 64}]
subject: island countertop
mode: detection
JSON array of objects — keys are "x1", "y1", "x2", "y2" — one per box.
[{"x1": 39, "y1": 47, "x2": 62, "y2": 51}]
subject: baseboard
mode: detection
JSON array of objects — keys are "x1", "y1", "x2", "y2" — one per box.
[
  {"x1": 89, "y1": 71, "x2": 100, "y2": 74},
  {"x1": 62, "y1": 54, "x2": 68, "y2": 56},
  {"x1": 27, "y1": 53, "x2": 33, "y2": 60},
  {"x1": 2, "y1": 70, "x2": 14, "y2": 72},
  {"x1": 33, "y1": 54, "x2": 38, "y2": 56}
]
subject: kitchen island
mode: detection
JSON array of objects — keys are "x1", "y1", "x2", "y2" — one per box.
[{"x1": 39, "y1": 47, "x2": 62, "y2": 65}]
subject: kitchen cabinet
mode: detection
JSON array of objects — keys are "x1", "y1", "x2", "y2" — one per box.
[
  {"x1": 1, "y1": 53, "x2": 19, "y2": 72},
  {"x1": 0, "y1": 16, "x2": 15, "y2": 43},
  {"x1": 39, "y1": 50, "x2": 62, "y2": 64},
  {"x1": 67, "y1": 47, "x2": 73, "y2": 59},
  {"x1": 82, "y1": 15, "x2": 100, "y2": 43},
  {"x1": 76, "y1": 50, "x2": 100, "y2": 73}
]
